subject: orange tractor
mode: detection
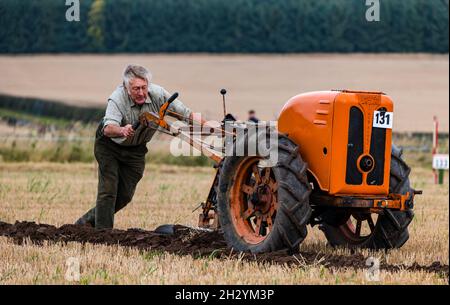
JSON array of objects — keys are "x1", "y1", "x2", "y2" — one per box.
[{"x1": 141, "y1": 89, "x2": 420, "y2": 253}]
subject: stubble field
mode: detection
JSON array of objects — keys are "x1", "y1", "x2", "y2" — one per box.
[{"x1": 0, "y1": 161, "x2": 448, "y2": 284}]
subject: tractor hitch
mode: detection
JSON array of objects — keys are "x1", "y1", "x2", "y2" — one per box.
[{"x1": 310, "y1": 191, "x2": 415, "y2": 211}]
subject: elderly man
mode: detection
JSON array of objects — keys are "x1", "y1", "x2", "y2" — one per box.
[{"x1": 76, "y1": 64, "x2": 194, "y2": 229}]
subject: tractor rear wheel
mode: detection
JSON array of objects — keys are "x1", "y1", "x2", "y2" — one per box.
[
  {"x1": 319, "y1": 145, "x2": 415, "y2": 249},
  {"x1": 217, "y1": 133, "x2": 312, "y2": 253}
]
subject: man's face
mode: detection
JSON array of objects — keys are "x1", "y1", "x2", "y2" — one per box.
[{"x1": 128, "y1": 78, "x2": 148, "y2": 105}]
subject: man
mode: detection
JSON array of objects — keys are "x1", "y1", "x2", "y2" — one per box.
[
  {"x1": 247, "y1": 109, "x2": 259, "y2": 123},
  {"x1": 76, "y1": 64, "x2": 195, "y2": 229}
]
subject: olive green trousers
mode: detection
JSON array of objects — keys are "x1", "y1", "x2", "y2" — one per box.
[{"x1": 77, "y1": 128, "x2": 147, "y2": 229}]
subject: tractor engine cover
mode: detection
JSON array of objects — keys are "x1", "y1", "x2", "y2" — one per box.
[{"x1": 277, "y1": 90, "x2": 393, "y2": 196}]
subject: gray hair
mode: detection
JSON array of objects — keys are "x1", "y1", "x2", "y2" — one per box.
[{"x1": 123, "y1": 64, "x2": 152, "y2": 89}]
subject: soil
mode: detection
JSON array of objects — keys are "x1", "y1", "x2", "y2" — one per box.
[{"x1": 0, "y1": 221, "x2": 448, "y2": 278}]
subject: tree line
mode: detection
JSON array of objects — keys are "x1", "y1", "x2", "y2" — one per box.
[
  {"x1": 0, "y1": 0, "x2": 448, "y2": 53},
  {"x1": 0, "y1": 94, "x2": 103, "y2": 123}
]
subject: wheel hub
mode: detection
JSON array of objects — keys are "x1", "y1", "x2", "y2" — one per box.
[
  {"x1": 230, "y1": 157, "x2": 279, "y2": 244},
  {"x1": 251, "y1": 184, "x2": 273, "y2": 214}
]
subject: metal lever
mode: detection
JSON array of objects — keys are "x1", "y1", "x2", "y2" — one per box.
[
  {"x1": 158, "y1": 92, "x2": 179, "y2": 119},
  {"x1": 132, "y1": 92, "x2": 179, "y2": 130},
  {"x1": 220, "y1": 89, "x2": 227, "y2": 118}
]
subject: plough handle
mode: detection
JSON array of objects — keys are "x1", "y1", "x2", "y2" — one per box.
[
  {"x1": 132, "y1": 92, "x2": 179, "y2": 131},
  {"x1": 159, "y1": 92, "x2": 179, "y2": 120}
]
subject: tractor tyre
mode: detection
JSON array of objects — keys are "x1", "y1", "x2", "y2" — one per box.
[
  {"x1": 319, "y1": 145, "x2": 415, "y2": 250},
  {"x1": 217, "y1": 132, "x2": 312, "y2": 253}
]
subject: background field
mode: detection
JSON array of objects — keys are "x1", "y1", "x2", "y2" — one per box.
[
  {"x1": 0, "y1": 54, "x2": 448, "y2": 132},
  {"x1": 0, "y1": 161, "x2": 448, "y2": 284}
]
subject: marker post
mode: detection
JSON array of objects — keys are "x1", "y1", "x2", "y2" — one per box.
[{"x1": 432, "y1": 116, "x2": 439, "y2": 184}]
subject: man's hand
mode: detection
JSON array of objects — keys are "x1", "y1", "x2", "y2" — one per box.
[
  {"x1": 104, "y1": 124, "x2": 135, "y2": 138},
  {"x1": 120, "y1": 124, "x2": 135, "y2": 138}
]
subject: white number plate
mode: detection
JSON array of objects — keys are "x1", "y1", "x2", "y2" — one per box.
[
  {"x1": 373, "y1": 111, "x2": 393, "y2": 129},
  {"x1": 433, "y1": 154, "x2": 449, "y2": 170}
]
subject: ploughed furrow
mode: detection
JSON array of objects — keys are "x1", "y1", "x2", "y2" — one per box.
[{"x1": 0, "y1": 221, "x2": 447, "y2": 278}]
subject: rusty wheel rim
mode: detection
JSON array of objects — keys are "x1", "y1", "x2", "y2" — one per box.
[
  {"x1": 230, "y1": 157, "x2": 278, "y2": 244},
  {"x1": 340, "y1": 212, "x2": 378, "y2": 243}
]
